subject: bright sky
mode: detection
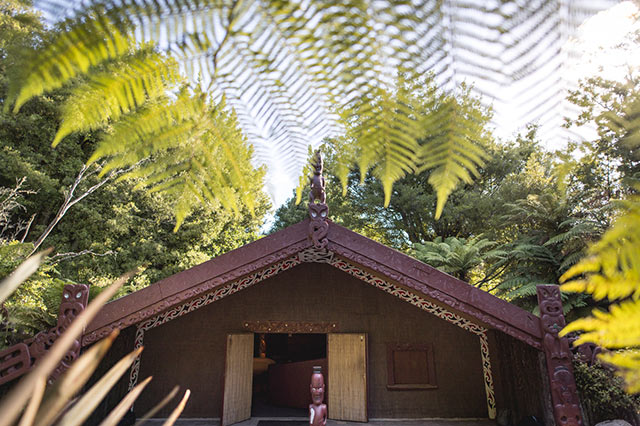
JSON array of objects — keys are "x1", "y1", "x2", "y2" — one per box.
[
  {"x1": 559, "y1": 1, "x2": 640, "y2": 145},
  {"x1": 456, "y1": 0, "x2": 640, "y2": 152}
]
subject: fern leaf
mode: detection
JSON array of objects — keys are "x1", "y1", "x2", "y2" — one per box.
[
  {"x1": 53, "y1": 48, "x2": 182, "y2": 146},
  {"x1": 7, "y1": 19, "x2": 135, "y2": 112},
  {"x1": 560, "y1": 193, "x2": 640, "y2": 301},
  {"x1": 421, "y1": 95, "x2": 489, "y2": 219},
  {"x1": 598, "y1": 350, "x2": 640, "y2": 393},
  {"x1": 562, "y1": 299, "x2": 640, "y2": 349},
  {"x1": 90, "y1": 89, "x2": 263, "y2": 229},
  {"x1": 343, "y1": 84, "x2": 422, "y2": 206}
]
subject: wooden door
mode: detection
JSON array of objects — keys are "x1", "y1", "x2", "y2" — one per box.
[
  {"x1": 327, "y1": 333, "x2": 368, "y2": 422},
  {"x1": 222, "y1": 333, "x2": 253, "y2": 426}
]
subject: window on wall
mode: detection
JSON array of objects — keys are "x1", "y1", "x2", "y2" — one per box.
[{"x1": 386, "y1": 343, "x2": 437, "y2": 390}]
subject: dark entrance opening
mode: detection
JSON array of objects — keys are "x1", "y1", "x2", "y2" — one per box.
[{"x1": 251, "y1": 333, "x2": 327, "y2": 417}]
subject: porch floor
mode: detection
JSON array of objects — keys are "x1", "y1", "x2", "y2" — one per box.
[{"x1": 146, "y1": 418, "x2": 495, "y2": 426}]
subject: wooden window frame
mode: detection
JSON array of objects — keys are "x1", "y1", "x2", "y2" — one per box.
[{"x1": 386, "y1": 343, "x2": 437, "y2": 390}]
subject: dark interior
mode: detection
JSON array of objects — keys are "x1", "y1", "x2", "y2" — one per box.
[{"x1": 252, "y1": 333, "x2": 326, "y2": 417}]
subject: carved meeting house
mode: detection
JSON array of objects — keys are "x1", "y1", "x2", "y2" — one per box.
[{"x1": 0, "y1": 153, "x2": 584, "y2": 425}]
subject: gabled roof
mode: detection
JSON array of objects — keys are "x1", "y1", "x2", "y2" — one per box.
[{"x1": 82, "y1": 219, "x2": 542, "y2": 348}]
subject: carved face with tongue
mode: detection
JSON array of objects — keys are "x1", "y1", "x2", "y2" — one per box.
[{"x1": 310, "y1": 370, "x2": 325, "y2": 405}]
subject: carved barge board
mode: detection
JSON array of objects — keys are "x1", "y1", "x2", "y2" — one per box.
[
  {"x1": 536, "y1": 285, "x2": 583, "y2": 426},
  {"x1": 83, "y1": 220, "x2": 542, "y2": 350},
  {"x1": 0, "y1": 284, "x2": 89, "y2": 386}
]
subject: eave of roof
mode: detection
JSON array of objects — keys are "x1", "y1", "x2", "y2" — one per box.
[{"x1": 82, "y1": 219, "x2": 542, "y2": 348}]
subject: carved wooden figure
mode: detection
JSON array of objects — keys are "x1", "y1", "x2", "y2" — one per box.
[
  {"x1": 0, "y1": 283, "x2": 89, "y2": 385},
  {"x1": 308, "y1": 150, "x2": 329, "y2": 249},
  {"x1": 536, "y1": 285, "x2": 583, "y2": 426},
  {"x1": 309, "y1": 150, "x2": 326, "y2": 204},
  {"x1": 310, "y1": 365, "x2": 328, "y2": 426}
]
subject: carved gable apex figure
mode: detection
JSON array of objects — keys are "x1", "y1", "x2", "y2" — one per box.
[{"x1": 308, "y1": 150, "x2": 329, "y2": 249}]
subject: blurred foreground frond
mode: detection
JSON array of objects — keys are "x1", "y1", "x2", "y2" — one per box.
[
  {"x1": 561, "y1": 189, "x2": 640, "y2": 391},
  {"x1": 7, "y1": 0, "x2": 493, "y2": 219}
]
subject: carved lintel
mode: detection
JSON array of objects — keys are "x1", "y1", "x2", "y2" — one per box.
[
  {"x1": 308, "y1": 150, "x2": 329, "y2": 249},
  {"x1": 242, "y1": 321, "x2": 338, "y2": 334},
  {"x1": 0, "y1": 284, "x2": 89, "y2": 386},
  {"x1": 536, "y1": 285, "x2": 583, "y2": 426}
]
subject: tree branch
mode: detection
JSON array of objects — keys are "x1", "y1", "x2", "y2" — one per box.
[
  {"x1": 19, "y1": 214, "x2": 36, "y2": 244},
  {"x1": 49, "y1": 249, "x2": 115, "y2": 265},
  {"x1": 29, "y1": 162, "x2": 140, "y2": 256}
]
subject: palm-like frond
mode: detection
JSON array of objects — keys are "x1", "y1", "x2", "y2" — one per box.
[
  {"x1": 7, "y1": 0, "x2": 497, "y2": 218},
  {"x1": 561, "y1": 192, "x2": 640, "y2": 301},
  {"x1": 6, "y1": 17, "x2": 134, "y2": 113},
  {"x1": 421, "y1": 89, "x2": 490, "y2": 218},
  {"x1": 413, "y1": 235, "x2": 504, "y2": 282},
  {"x1": 341, "y1": 82, "x2": 423, "y2": 207},
  {"x1": 545, "y1": 219, "x2": 602, "y2": 246},
  {"x1": 92, "y1": 90, "x2": 262, "y2": 230},
  {"x1": 53, "y1": 47, "x2": 182, "y2": 146},
  {"x1": 7, "y1": 0, "x2": 621, "y2": 220}
]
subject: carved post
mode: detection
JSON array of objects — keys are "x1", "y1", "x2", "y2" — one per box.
[
  {"x1": 0, "y1": 284, "x2": 89, "y2": 385},
  {"x1": 536, "y1": 285, "x2": 583, "y2": 426},
  {"x1": 310, "y1": 365, "x2": 327, "y2": 426},
  {"x1": 308, "y1": 150, "x2": 329, "y2": 249}
]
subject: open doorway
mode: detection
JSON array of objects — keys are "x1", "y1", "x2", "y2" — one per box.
[{"x1": 251, "y1": 333, "x2": 327, "y2": 417}]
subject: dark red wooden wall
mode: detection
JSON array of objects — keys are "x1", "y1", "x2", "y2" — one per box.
[{"x1": 135, "y1": 262, "x2": 492, "y2": 418}]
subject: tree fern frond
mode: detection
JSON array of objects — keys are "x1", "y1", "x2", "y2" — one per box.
[
  {"x1": 561, "y1": 192, "x2": 640, "y2": 301},
  {"x1": 545, "y1": 220, "x2": 602, "y2": 246},
  {"x1": 420, "y1": 93, "x2": 490, "y2": 218},
  {"x1": 53, "y1": 47, "x2": 182, "y2": 146},
  {"x1": 88, "y1": 88, "x2": 263, "y2": 229},
  {"x1": 563, "y1": 299, "x2": 640, "y2": 349},
  {"x1": 559, "y1": 251, "x2": 586, "y2": 272},
  {"x1": 599, "y1": 350, "x2": 640, "y2": 393},
  {"x1": 7, "y1": 17, "x2": 135, "y2": 113},
  {"x1": 12, "y1": 0, "x2": 499, "y2": 218},
  {"x1": 500, "y1": 280, "x2": 544, "y2": 301},
  {"x1": 88, "y1": 90, "x2": 204, "y2": 167},
  {"x1": 342, "y1": 83, "x2": 422, "y2": 206}
]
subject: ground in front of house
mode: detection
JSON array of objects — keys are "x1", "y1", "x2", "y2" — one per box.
[{"x1": 146, "y1": 418, "x2": 495, "y2": 426}]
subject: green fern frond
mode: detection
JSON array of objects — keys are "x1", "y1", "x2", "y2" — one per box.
[
  {"x1": 53, "y1": 47, "x2": 182, "y2": 146},
  {"x1": 598, "y1": 350, "x2": 640, "y2": 393},
  {"x1": 559, "y1": 251, "x2": 586, "y2": 272},
  {"x1": 561, "y1": 193, "x2": 640, "y2": 301},
  {"x1": 295, "y1": 146, "x2": 316, "y2": 206},
  {"x1": 501, "y1": 281, "x2": 542, "y2": 300},
  {"x1": 545, "y1": 220, "x2": 602, "y2": 246},
  {"x1": 562, "y1": 299, "x2": 640, "y2": 349},
  {"x1": 329, "y1": 137, "x2": 356, "y2": 197},
  {"x1": 15, "y1": 0, "x2": 492, "y2": 221},
  {"x1": 343, "y1": 84, "x2": 422, "y2": 206},
  {"x1": 89, "y1": 90, "x2": 203, "y2": 166},
  {"x1": 420, "y1": 96, "x2": 490, "y2": 218},
  {"x1": 7, "y1": 18, "x2": 135, "y2": 113},
  {"x1": 497, "y1": 276, "x2": 534, "y2": 291},
  {"x1": 91, "y1": 89, "x2": 262, "y2": 229}
]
